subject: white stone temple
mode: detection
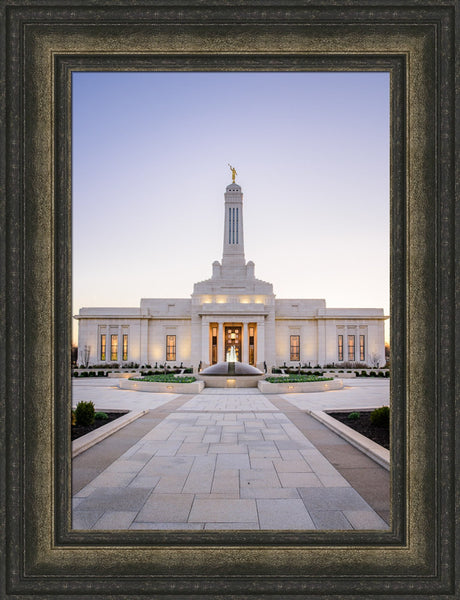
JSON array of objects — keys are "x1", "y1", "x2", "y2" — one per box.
[{"x1": 75, "y1": 176, "x2": 387, "y2": 371}]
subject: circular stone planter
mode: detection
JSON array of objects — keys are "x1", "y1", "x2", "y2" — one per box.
[
  {"x1": 197, "y1": 374, "x2": 265, "y2": 388},
  {"x1": 258, "y1": 379, "x2": 343, "y2": 394},
  {"x1": 119, "y1": 379, "x2": 205, "y2": 393},
  {"x1": 197, "y1": 361, "x2": 265, "y2": 388}
]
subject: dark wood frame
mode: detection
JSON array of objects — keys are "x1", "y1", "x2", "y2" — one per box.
[{"x1": 1, "y1": 1, "x2": 457, "y2": 598}]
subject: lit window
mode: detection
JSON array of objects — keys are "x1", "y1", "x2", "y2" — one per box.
[
  {"x1": 359, "y1": 335, "x2": 365, "y2": 362},
  {"x1": 290, "y1": 335, "x2": 300, "y2": 361},
  {"x1": 111, "y1": 335, "x2": 118, "y2": 361},
  {"x1": 338, "y1": 335, "x2": 343, "y2": 361},
  {"x1": 348, "y1": 335, "x2": 355, "y2": 361},
  {"x1": 166, "y1": 335, "x2": 176, "y2": 361},
  {"x1": 122, "y1": 334, "x2": 128, "y2": 361},
  {"x1": 249, "y1": 325, "x2": 255, "y2": 365},
  {"x1": 211, "y1": 325, "x2": 218, "y2": 364},
  {"x1": 100, "y1": 334, "x2": 106, "y2": 361}
]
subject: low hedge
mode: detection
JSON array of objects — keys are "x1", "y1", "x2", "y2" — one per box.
[
  {"x1": 265, "y1": 375, "x2": 333, "y2": 384},
  {"x1": 130, "y1": 375, "x2": 197, "y2": 383}
]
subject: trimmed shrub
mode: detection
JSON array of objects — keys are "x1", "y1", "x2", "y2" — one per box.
[
  {"x1": 370, "y1": 406, "x2": 390, "y2": 428},
  {"x1": 74, "y1": 401, "x2": 95, "y2": 426},
  {"x1": 347, "y1": 412, "x2": 360, "y2": 420},
  {"x1": 94, "y1": 412, "x2": 108, "y2": 420}
]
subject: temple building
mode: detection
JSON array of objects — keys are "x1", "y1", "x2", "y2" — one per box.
[{"x1": 75, "y1": 175, "x2": 387, "y2": 371}]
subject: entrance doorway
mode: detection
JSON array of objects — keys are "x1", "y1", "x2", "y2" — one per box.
[{"x1": 224, "y1": 325, "x2": 242, "y2": 361}]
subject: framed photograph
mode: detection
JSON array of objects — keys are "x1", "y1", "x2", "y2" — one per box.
[
  {"x1": 71, "y1": 70, "x2": 391, "y2": 534},
  {"x1": 2, "y1": 1, "x2": 457, "y2": 598}
]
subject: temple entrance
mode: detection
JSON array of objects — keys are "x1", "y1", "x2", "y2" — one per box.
[{"x1": 224, "y1": 325, "x2": 242, "y2": 362}]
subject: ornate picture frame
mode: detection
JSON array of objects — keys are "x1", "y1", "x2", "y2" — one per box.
[{"x1": 1, "y1": 1, "x2": 457, "y2": 597}]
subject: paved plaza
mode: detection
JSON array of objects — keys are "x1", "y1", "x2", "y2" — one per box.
[{"x1": 72, "y1": 380, "x2": 390, "y2": 531}]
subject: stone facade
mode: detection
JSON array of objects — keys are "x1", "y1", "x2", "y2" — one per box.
[{"x1": 75, "y1": 181, "x2": 387, "y2": 370}]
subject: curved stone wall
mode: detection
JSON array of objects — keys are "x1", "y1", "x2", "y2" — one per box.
[{"x1": 258, "y1": 379, "x2": 343, "y2": 394}]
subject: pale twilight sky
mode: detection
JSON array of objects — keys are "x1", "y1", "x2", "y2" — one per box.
[{"x1": 72, "y1": 72, "x2": 390, "y2": 344}]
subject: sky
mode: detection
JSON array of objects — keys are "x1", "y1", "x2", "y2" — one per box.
[{"x1": 72, "y1": 71, "x2": 390, "y2": 345}]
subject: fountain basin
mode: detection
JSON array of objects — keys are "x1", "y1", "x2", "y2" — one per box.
[{"x1": 198, "y1": 361, "x2": 265, "y2": 388}]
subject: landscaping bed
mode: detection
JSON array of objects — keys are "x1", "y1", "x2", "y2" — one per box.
[
  {"x1": 71, "y1": 411, "x2": 128, "y2": 441},
  {"x1": 327, "y1": 411, "x2": 389, "y2": 450},
  {"x1": 265, "y1": 375, "x2": 333, "y2": 383},
  {"x1": 129, "y1": 375, "x2": 196, "y2": 383}
]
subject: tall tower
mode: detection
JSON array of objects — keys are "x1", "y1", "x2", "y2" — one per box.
[{"x1": 222, "y1": 181, "x2": 245, "y2": 268}]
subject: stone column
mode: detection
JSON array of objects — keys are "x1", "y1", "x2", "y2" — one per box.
[
  {"x1": 243, "y1": 321, "x2": 249, "y2": 364},
  {"x1": 201, "y1": 320, "x2": 209, "y2": 366},
  {"x1": 218, "y1": 321, "x2": 224, "y2": 362},
  {"x1": 118, "y1": 325, "x2": 122, "y2": 363},
  {"x1": 257, "y1": 319, "x2": 265, "y2": 369}
]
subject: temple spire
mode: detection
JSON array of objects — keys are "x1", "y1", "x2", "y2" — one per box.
[{"x1": 222, "y1": 178, "x2": 245, "y2": 268}]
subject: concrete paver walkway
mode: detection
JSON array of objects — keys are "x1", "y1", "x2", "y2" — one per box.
[{"x1": 73, "y1": 384, "x2": 389, "y2": 531}]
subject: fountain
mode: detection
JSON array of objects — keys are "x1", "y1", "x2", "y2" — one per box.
[{"x1": 198, "y1": 344, "x2": 264, "y2": 388}]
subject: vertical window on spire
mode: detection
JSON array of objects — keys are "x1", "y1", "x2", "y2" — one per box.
[
  {"x1": 236, "y1": 208, "x2": 239, "y2": 244},
  {"x1": 229, "y1": 207, "x2": 231, "y2": 243},
  {"x1": 232, "y1": 208, "x2": 235, "y2": 243}
]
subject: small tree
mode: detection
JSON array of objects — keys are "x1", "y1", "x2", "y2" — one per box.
[
  {"x1": 79, "y1": 345, "x2": 91, "y2": 368},
  {"x1": 369, "y1": 351, "x2": 380, "y2": 368}
]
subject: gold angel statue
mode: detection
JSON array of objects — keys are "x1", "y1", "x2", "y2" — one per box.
[{"x1": 228, "y1": 164, "x2": 237, "y2": 183}]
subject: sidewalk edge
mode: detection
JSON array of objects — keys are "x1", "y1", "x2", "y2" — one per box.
[
  {"x1": 307, "y1": 409, "x2": 390, "y2": 471},
  {"x1": 72, "y1": 409, "x2": 149, "y2": 458}
]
